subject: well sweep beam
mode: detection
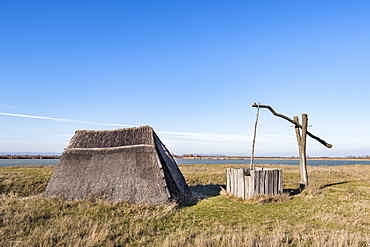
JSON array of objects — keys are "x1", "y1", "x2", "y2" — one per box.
[{"x1": 252, "y1": 103, "x2": 332, "y2": 149}]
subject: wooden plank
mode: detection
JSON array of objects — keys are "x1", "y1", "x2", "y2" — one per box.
[
  {"x1": 247, "y1": 170, "x2": 250, "y2": 198},
  {"x1": 237, "y1": 169, "x2": 245, "y2": 199},
  {"x1": 261, "y1": 169, "x2": 265, "y2": 194},
  {"x1": 271, "y1": 170, "x2": 275, "y2": 194},
  {"x1": 234, "y1": 169, "x2": 237, "y2": 197},
  {"x1": 244, "y1": 175, "x2": 250, "y2": 199},
  {"x1": 261, "y1": 169, "x2": 266, "y2": 194},
  {"x1": 230, "y1": 168, "x2": 233, "y2": 194},
  {"x1": 268, "y1": 169, "x2": 271, "y2": 194},
  {"x1": 270, "y1": 169, "x2": 275, "y2": 194},
  {"x1": 228, "y1": 168, "x2": 232, "y2": 195},
  {"x1": 278, "y1": 169, "x2": 283, "y2": 193},
  {"x1": 264, "y1": 170, "x2": 268, "y2": 194},
  {"x1": 256, "y1": 169, "x2": 260, "y2": 194},
  {"x1": 233, "y1": 168, "x2": 237, "y2": 197},
  {"x1": 241, "y1": 168, "x2": 247, "y2": 200},
  {"x1": 254, "y1": 169, "x2": 259, "y2": 194},
  {"x1": 277, "y1": 169, "x2": 280, "y2": 193},
  {"x1": 269, "y1": 170, "x2": 273, "y2": 194},
  {"x1": 251, "y1": 169, "x2": 255, "y2": 198},
  {"x1": 226, "y1": 168, "x2": 230, "y2": 194},
  {"x1": 230, "y1": 168, "x2": 235, "y2": 196},
  {"x1": 273, "y1": 169, "x2": 278, "y2": 194},
  {"x1": 267, "y1": 170, "x2": 270, "y2": 194},
  {"x1": 229, "y1": 168, "x2": 233, "y2": 195},
  {"x1": 234, "y1": 169, "x2": 239, "y2": 198}
]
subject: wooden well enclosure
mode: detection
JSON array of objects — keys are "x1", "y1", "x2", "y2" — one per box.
[{"x1": 226, "y1": 167, "x2": 283, "y2": 200}]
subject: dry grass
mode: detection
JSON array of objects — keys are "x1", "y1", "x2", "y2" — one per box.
[
  {"x1": 0, "y1": 193, "x2": 177, "y2": 246},
  {"x1": 1, "y1": 164, "x2": 370, "y2": 246}
]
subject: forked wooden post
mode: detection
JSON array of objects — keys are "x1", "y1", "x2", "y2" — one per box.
[{"x1": 294, "y1": 114, "x2": 308, "y2": 190}]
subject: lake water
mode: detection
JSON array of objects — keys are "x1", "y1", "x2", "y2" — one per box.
[
  {"x1": 175, "y1": 158, "x2": 370, "y2": 166},
  {"x1": 0, "y1": 159, "x2": 60, "y2": 167},
  {"x1": 1, "y1": 158, "x2": 370, "y2": 167}
]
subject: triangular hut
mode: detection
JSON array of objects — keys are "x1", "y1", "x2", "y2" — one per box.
[{"x1": 45, "y1": 126, "x2": 191, "y2": 205}]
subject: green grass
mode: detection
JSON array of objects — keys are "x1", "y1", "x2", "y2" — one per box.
[
  {"x1": 1, "y1": 164, "x2": 370, "y2": 246},
  {"x1": 0, "y1": 166, "x2": 54, "y2": 196}
]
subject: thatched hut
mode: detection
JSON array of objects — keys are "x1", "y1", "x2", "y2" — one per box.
[{"x1": 45, "y1": 126, "x2": 191, "y2": 205}]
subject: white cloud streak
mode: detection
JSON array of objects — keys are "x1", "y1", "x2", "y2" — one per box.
[
  {"x1": 0, "y1": 140, "x2": 66, "y2": 145},
  {"x1": 1, "y1": 112, "x2": 293, "y2": 145},
  {"x1": 0, "y1": 112, "x2": 133, "y2": 128}
]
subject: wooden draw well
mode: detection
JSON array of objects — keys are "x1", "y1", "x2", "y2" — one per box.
[{"x1": 226, "y1": 167, "x2": 283, "y2": 200}]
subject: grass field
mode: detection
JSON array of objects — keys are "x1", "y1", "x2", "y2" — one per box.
[{"x1": 0, "y1": 164, "x2": 369, "y2": 246}]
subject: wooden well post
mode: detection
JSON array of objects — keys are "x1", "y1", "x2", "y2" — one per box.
[
  {"x1": 226, "y1": 103, "x2": 283, "y2": 200},
  {"x1": 294, "y1": 114, "x2": 308, "y2": 189},
  {"x1": 251, "y1": 103, "x2": 332, "y2": 190},
  {"x1": 226, "y1": 104, "x2": 332, "y2": 200}
]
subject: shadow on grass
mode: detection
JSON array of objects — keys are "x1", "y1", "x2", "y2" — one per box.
[
  {"x1": 284, "y1": 183, "x2": 307, "y2": 196},
  {"x1": 283, "y1": 181, "x2": 352, "y2": 196},
  {"x1": 319, "y1": 181, "x2": 351, "y2": 189},
  {"x1": 177, "y1": 184, "x2": 225, "y2": 208},
  {"x1": 187, "y1": 181, "x2": 351, "y2": 205},
  {"x1": 191, "y1": 185, "x2": 303, "y2": 198},
  {"x1": 190, "y1": 184, "x2": 225, "y2": 197},
  {"x1": 284, "y1": 188, "x2": 301, "y2": 196}
]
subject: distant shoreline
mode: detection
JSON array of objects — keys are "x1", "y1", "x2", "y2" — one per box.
[
  {"x1": 1, "y1": 155, "x2": 370, "y2": 162},
  {"x1": 174, "y1": 156, "x2": 370, "y2": 161},
  {"x1": 0, "y1": 155, "x2": 60, "y2": 159}
]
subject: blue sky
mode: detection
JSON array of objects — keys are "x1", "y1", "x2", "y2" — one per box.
[{"x1": 1, "y1": 1, "x2": 370, "y2": 157}]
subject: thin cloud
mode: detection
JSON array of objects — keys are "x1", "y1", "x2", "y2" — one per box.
[
  {"x1": 0, "y1": 112, "x2": 133, "y2": 127},
  {"x1": 0, "y1": 140, "x2": 66, "y2": 145},
  {"x1": 0, "y1": 112, "x2": 251, "y2": 143}
]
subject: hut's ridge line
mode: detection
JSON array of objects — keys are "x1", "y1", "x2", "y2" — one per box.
[
  {"x1": 66, "y1": 144, "x2": 155, "y2": 151},
  {"x1": 73, "y1": 125, "x2": 152, "y2": 133}
]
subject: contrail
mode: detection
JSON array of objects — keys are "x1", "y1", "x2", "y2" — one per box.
[
  {"x1": 0, "y1": 112, "x2": 249, "y2": 143},
  {"x1": 0, "y1": 112, "x2": 133, "y2": 127}
]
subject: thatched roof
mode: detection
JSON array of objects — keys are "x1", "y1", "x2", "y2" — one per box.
[
  {"x1": 45, "y1": 126, "x2": 190, "y2": 205},
  {"x1": 66, "y1": 126, "x2": 155, "y2": 149}
]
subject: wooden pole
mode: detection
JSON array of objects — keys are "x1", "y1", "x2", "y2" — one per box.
[
  {"x1": 294, "y1": 116, "x2": 301, "y2": 143},
  {"x1": 300, "y1": 114, "x2": 308, "y2": 189},
  {"x1": 294, "y1": 114, "x2": 308, "y2": 190},
  {"x1": 250, "y1": 103, "x2": 260, "y2": 170}
]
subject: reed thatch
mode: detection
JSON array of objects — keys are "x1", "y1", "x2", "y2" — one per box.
[{"x1": 45, "y1": 126, "x2": 190, "y2": 205}]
